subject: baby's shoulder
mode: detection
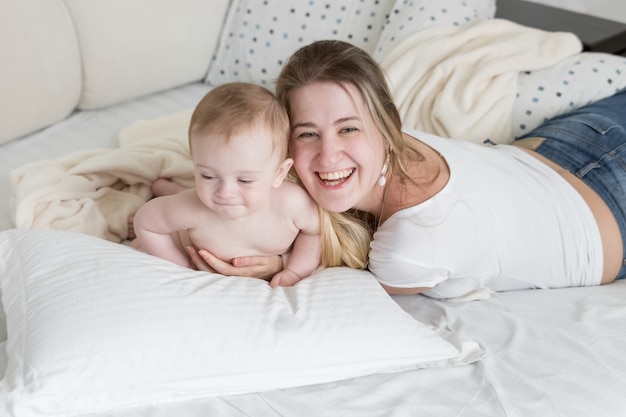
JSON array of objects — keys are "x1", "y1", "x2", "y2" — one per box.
[
  {"x1": 277, "y1": 179, "x2": 313, "y2": 198},
  {"x1": 274, "y1": 180, "x2": 317, "y2": 210}
]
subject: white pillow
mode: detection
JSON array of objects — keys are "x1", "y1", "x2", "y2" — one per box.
[
  {"x1": 512, "y1": 52, "x2": 626, "y2": 138},
  {"x1": 0, "y1": 229, "x2": 482, "y2": 416},
  {"x1": 204, "y1": 0, "x2": 397, "y2": 88}
]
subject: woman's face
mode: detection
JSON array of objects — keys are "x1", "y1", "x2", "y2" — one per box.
[{"x1": 288, "y1": 81, "x2": 387, "y2": 214}]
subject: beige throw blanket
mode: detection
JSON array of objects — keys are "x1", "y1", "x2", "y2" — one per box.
[
  {"x1": 380, "y1": 18, "x2": 582, "y2": 144},
  {"x1": 11, "y1": 110, "x2": 195, "y2": 242}
]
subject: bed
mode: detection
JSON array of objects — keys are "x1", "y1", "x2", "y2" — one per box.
[{"x1": 2, "y1": 0, "x2": 626, "y2": 416}]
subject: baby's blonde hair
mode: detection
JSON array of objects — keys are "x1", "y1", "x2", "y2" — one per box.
[{"x1": 189, "y1": 82, "x2": 290, "y2": 158}]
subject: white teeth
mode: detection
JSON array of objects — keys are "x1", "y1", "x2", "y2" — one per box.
[{"x1": 318, "y1": 169, "x2": 354, "y2": 180}]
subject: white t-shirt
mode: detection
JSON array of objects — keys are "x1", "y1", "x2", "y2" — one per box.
[{"x1": 368, "y1": 129, "x2": 603, "y2": 299}]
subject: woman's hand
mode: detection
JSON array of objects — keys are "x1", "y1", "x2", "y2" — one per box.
[{"x1": 186, "y1": 246, "x2": 283, "y2": 280}]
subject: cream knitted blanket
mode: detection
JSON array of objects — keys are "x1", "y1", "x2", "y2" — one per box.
[
  {"x1": 11, "y1": 109, "x2": 195, "y2": 242},
  {"x1": 380, "y1": 18, "x2": 582, "y2": 144}
]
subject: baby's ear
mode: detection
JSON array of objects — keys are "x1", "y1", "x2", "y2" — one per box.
[{"x1": 273, "y1": 158, "x2": 294, "y2": 187}]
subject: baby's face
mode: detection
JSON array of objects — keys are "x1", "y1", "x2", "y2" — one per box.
[{"x1": 190, "y1": 124, "x2": 286, "y2": 218}]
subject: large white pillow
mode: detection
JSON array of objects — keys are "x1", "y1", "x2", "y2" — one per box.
[
  {"x1": 0, "y1": 229, "x2": 482, "y2": 416},
  {"x1": 204, "y1": 0, "x2": 397, "y2": 88}
]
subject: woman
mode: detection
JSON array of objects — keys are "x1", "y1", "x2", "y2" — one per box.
[{"x1": 190, "y1": 40, "x2": 626, "y2": 299}]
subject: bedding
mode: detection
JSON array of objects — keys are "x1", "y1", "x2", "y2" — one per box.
[
  {"x1": 11, "y1": 109, "x2": 195, "y2": 242},
  {"x1": 0, "y1": 229, "x2": 481, "y2": 416},
  {"x1": 379, "y1": 18, "x2": 582, "y2": 144},
  {"x1": 0, "y1": 83, "x2": 212, "y2": 232},
  {"x1": 3, "y1": 0, "x2": 626, "y2": 415}
]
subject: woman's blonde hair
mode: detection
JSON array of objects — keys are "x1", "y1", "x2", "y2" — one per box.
[{"x1": 276, "y1": 40, "x2": 423, "y2": 269}]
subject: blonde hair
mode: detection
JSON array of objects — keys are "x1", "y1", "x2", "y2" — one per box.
[
  {"x1": 189, "y1": 82, "x2": 290, "y2": 158},
  {"x1": 276, "y1": 40, "x2": 426, "y2": 269}
]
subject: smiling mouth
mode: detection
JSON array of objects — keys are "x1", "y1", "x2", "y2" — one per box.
[{"x1": 317, "y1": 169, "x2": 354, "y2": 186}]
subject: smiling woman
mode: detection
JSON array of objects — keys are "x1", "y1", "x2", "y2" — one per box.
[
  {"x1": 288, "y1": 82, "x2": 389, "y2": 216},
  {"x1": 272, "y1": 39, "x2": 626, "y2": 300}
]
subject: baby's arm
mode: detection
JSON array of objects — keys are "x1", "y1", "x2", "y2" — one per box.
[
  {"x1": 270, "y1": 232, "x2": 321, "y2": 287},
  {"x1": 270, "y1": 186, "x2": 322, "y2": 287},
  {"x1": 133, "y1": 190, "x2": 198, "y2": 268}
]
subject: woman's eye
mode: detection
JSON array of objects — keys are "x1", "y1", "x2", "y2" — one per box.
[
  {"x1": 340, "y1": 126, "x2": 358, "y2": 134},
  {"x1": 295, "y1": 131, "x2": 318, "y2": 140}
]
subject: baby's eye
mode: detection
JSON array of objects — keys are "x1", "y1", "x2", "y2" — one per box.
[
  {"x1": 200, "y1": 174, "x2": 216, "y2": 180},
  {"x1": 238, "y1": 179, "x2": 255, "y2": 184}
]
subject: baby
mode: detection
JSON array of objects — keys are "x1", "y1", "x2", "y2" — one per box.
[{"x1": 132, "y1": 83, "x2": 321, "y2": 287}]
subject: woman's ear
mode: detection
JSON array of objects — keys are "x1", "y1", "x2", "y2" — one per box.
[{"x1": 273, "y1": 158, "x2": 294, "y2": 187}]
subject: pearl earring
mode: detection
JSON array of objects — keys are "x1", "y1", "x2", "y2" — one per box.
[{"x1": 377, "y1": 152, "x2": 390, "y2": 187}]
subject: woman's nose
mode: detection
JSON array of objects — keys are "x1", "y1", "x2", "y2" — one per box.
[{"x1": 318, "y1": 135, "x2": 343, "y2": 165}]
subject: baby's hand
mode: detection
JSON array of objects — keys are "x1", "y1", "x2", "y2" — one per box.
[{"x1": 270, "y1": 269, "x2": 302, "y2": 288}]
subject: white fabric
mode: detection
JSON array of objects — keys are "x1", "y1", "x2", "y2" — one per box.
[
  {"x1": 0, "y1": 0, "x2": 81, "y2": 144},
  {"x1": 0, "y1": 82, "x2": 212, "y2": 232},
  {"x1": 373, "y1": 0, "x2": 496, "y2": 60},
  {"x1": 0, "y1": 229, "x2": 482, "y2": 417},
  {"x1": 1, "y1": 237, "x2": 626, "y2": 417},
  {"x1": 206, "y1": 0, "x2": 397, "y2": 88},
  {"x1": 369, "y1": 129, "x2": 603, "y2": 299},
  {"x1": 10, "y1": 109, "x2": 197, "y2": 242},
  {"x1": 512, "y1": 52, "x2": 626, "y2": 138},
  {"x1": 65, "y1": 0, "x2": 230, "y2": 110},
  {"x1": 380, "y1": 19, "x2": 582, "y2": 144}
]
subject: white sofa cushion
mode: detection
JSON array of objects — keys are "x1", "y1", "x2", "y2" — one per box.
[
  {"x1": 65, "y1": 0, "x2": 230, "y2": 110},
  {"x1": 0, "y1": 0, "x2": 81, "y2": 145}
]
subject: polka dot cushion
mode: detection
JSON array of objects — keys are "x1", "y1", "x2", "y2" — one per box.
[
  {"x1": 373, "y1": 0, "x2": 496, "y2": 62},
  {"x1": 205, "y1": 0, "x2": 397, "y2": 88},
  {"x1": 512, "y1": 52, "x2": 626, "y2": 138}
]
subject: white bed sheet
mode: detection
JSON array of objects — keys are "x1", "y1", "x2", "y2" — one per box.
[
  {"x1": 11, "y1": 281, "x2": 620, "y2": 417},
  {"x1": 1, "y1": 81, "x2": 626, "y2": 416}
]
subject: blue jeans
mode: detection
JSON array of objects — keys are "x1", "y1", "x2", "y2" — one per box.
[{"x1": 516, "y1": 88, "x2": 626, "y2": 279}]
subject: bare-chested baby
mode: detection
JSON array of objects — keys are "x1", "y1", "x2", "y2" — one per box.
[{"x1": 132, "y1": 82, "x2": 321, "y2": 287}]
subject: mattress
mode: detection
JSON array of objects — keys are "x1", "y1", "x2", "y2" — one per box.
[{"x1": 1, "y1": 82, "x2": 626, "y2": 416}]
